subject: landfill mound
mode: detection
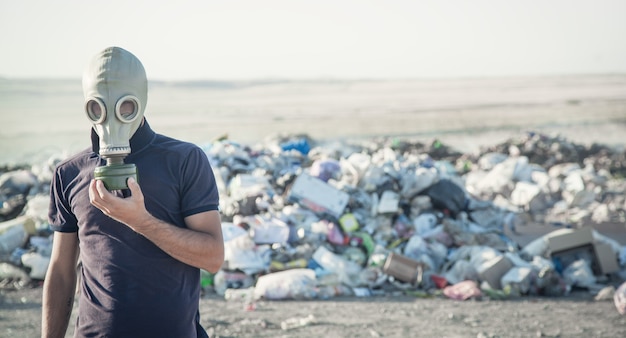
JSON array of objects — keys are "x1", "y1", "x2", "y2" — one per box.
[{"x1": 1, "y1": 131, "x2": 625, "y2": 313}]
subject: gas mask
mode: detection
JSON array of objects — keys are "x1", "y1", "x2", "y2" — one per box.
[{"x1": 82, "y1": 47, "x2": 148, "y2": 190}]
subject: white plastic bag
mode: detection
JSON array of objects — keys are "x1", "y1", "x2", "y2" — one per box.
[{"x1": 254, "y1": 269, "x2": 317, "y2": 300}]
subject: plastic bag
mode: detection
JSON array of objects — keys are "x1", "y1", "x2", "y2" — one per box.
[
  {"x1": 253, "y1": 268, "x2": 317, "y2": 300},
  {"x1": 562, "y1": 259, "x2": 596, "y2": 288},
  {"x1": 443, "y1": 280, "x2": 482, "y2": 300},
  {"x1": 223, "y1": 234, "x2": 269, "y2": 275},
  {"x1": 444, "y1": 260, "x2": 478, "y2": 285}
]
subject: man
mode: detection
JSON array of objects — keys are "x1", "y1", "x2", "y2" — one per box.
[{"x1": 42, "y1": 47, "x2": 224, "y2": 337}]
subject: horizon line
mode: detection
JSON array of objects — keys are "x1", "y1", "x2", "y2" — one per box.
[{"x1": 2, "y1": 72, "x2": 626, "y2": 84}]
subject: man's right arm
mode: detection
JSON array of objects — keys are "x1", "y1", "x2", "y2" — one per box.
[{"x1": 42, "y1": 231, "x2": 80, "y2": 338}]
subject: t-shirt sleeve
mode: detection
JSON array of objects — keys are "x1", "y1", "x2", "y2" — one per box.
[
  {"x1": 179, "y1": 146, "x2": 220, "y2": 218},
  {"x1": 48, "y1": 166, "x2": 79, "y2": 232}
]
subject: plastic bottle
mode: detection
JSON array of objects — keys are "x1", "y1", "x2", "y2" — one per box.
[
  {"x1": 224, "y1": 287, "x2": 256, "y2": 311},
  {"x1": 280, "y1": 314, "x2": 316, "y2": 330},
  {"x1": 312, "y1": 246, "x2": 362, "y2": 286}
]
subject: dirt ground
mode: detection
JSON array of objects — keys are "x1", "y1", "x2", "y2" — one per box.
[{"x1": 2, "y1": 285, "x2": 625, "y2": 338}]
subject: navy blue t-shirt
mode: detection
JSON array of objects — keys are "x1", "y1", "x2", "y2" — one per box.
[{"x1": 49, "y1": 120, "x2": 219, "y2": 337}]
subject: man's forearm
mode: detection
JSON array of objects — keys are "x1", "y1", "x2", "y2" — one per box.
[
  {"x1": 133, "y1": 215, "x2": 223, "y2": 272},
  {"x1": 42, "y1": 271, "x2": 76, "y2": 338}
]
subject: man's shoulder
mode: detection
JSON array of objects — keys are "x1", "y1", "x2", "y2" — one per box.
[
  {"x1": 152, "y1": 134, "x2": 204, "y2": 154},
  {"x1": 49, "y1": 148, "x2": 97, "y2": 189},
  {"x1": 55, "y1": 147, "x2": 96, "y2": 171}
]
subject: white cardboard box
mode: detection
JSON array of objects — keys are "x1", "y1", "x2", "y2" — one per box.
[
  {"x1": 477, "y1": 255, "x2": 513, "y2": 290},
  {"x1": 548, "y1": 227, "x2": 619, "y2": 275},
  {"x1": 289, "y1": 174, "x2": 349, "y2": 218}
]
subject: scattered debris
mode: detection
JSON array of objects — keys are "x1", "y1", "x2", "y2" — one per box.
[{"x1": 1, "y1": 131, "x2": 625, "y2": 314}]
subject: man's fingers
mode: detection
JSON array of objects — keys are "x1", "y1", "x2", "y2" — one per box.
[
  {"x1": 126, "y1": 177, "x2": 143, "y2": 200},
  {"x1": 88, "y1": 179, "x2": 99, "y2": 202},
  {"x1": 90, "y1": 179, "x2": 111, "y2": 206},
  {"x1": 127, "y1": 177, "x2": 138, "y2": 191},
  {"x1": 95, "y1": 179, "x2": 109, "y2": 197}
]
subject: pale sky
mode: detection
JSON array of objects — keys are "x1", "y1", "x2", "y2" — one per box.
[{"x1": 1, "y1": 0, "x2": 625, "y2": 81}]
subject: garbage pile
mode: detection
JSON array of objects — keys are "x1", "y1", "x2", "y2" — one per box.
[{"x1": 1, "y1": 131, "x2": 626, "y2": 312}]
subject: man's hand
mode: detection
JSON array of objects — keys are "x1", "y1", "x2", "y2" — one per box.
[{"x1": 89, "y1": 177, "x2": 152, "y2": 232}]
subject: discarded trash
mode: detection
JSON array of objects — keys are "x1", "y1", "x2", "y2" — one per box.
[
  {"x1": 501, "y1": 267, "x2": 533, "y2": 295},
  {"x1": 21, "y1": 251, "x2": 50, "y2": 280},
  {"x1": 0, "y1": 216, "x2": 34, "y2": 256},
  {"x1": 1, "y1": 130, "x2": 625, "y2": 305},
  {"x1": 615, "y1": 282, "x2": 626, "y2": 315},
  {"x1": 224, "y1": 287, "x2": 256, "y2": 311},
  {"x1": 383, "y1": 252, "x2": 423, "y2": 285},
  {"x1": 312, "y1": 246, "x2": 362, "y2": 287},
  {"x1": 288, "y1": 174, "x2": 349, "y2": 218},
  {"x1": 280, "y1": 314, "x2": 316, "y2": 330},
  {"x1": 0, "y1": 262, "x2": 31, "y2": 289},
  {"x1": 594, "y1": 285, "x2": 615, "y2": 301},
  {"x1": 253, "y1": 268, "x2": 317, "y2": 300},
  {"x1": 476, "y1": 255, "x2": 513, "y2": 290},
  {"x1": 443, "y1": 280, "x2": 482, "y2": 301}
]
